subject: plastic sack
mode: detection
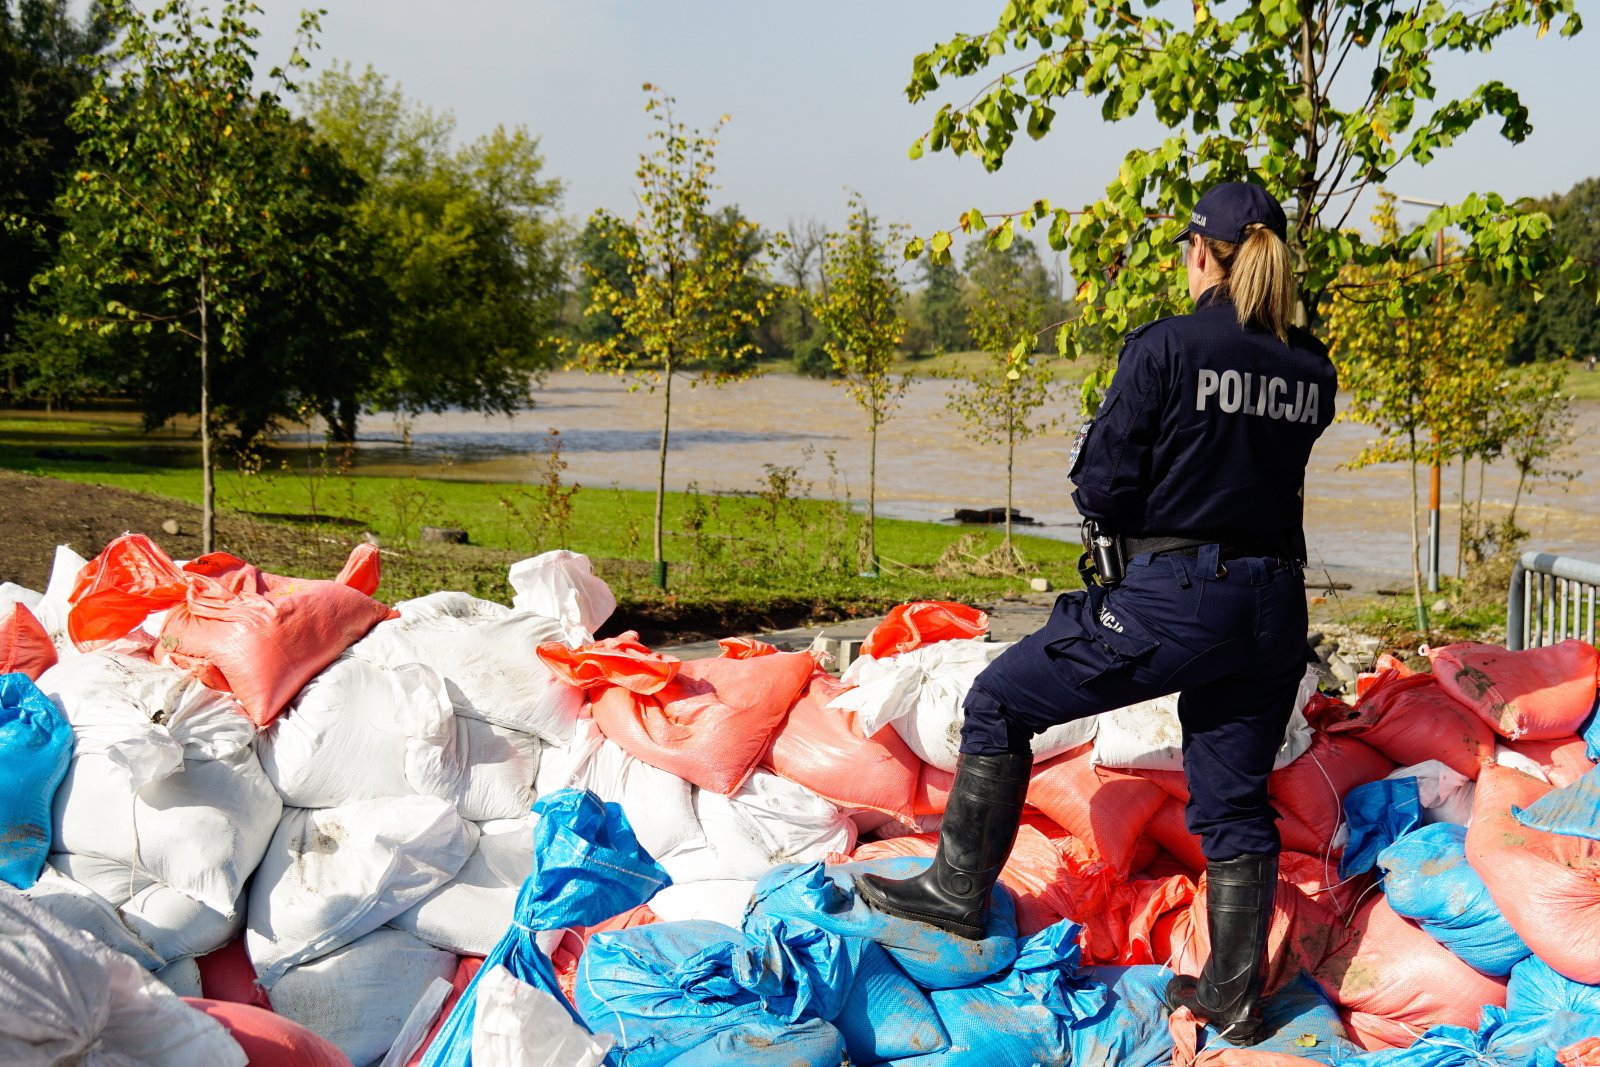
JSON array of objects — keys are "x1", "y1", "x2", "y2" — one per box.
[
  {"x1": 52, "y1": 851, "x2": 243, "y2": 964},
  {"x1": 332, "y1": 542, "x2": 381, "y2": 596},
  {"x1": 393, "y1": 815, "x2": 534, "y2": 956},
  {"x1": 648, "y1": 879, "x2": 755, "y2": 928},
  {"x1": 1504, "y1": 735, "x2": 1595, "y2": 788},
  {"x1": 1339, "y1": 776, "x2": 1420, "y2": 878},
  {"x1": 1378, "y1": 822, "x2": 1531, "y2": 976},
  {"x1": 184, "y1": 997, "x2": 352, "y2": 1067},
  {"x1": 1, "y1": 603, "x2": 56, "y2": 679},
  {"x1": 588, "y1": 649, "x2": 814, "y2": 794},
  {"x1": 1269, "y1": 732, "x2": 1395, "y2": 855},
  {"x1": 406, "y1": 957, "x2": 481, "y2": 1067},
  {"x1": 507, "y1": 550, "x2": 616, "y2": 644},
  {"x1": 0, "y1": 671, "x2": 73, "y2": 889},
  {"x1": 1029, "y1": 742, "x2": 1168, "y2": 877},
  {"x1": 67, "y1": 533, "x2": 189, "y2": 648},
  {"x1": 1586, "y1": 699, "x2": 1600, "y2": 761},
  {"x1": 862, "y1": 600, "x2": 988, "y2": 658},
  {"x1": 1428, "y1": 639, "x2": 1600, "y2": 741},
  {"x1": 471, "y1": 963, "x2": 610, "y2": 1067},
  {"x1": 1320, "y1": 672, "x2": 1496, "y2": 780},
  {"x1": 1392, "y1": 760, "x2": 1475, "y2": 826},
  {"x1": 535, "y1": 631, "x2": 679, "y2": 694},
  {"x1": 548, "y1": 904, "x2": 659, "y2": 1007},
  {"x1": 1512, "y1": 762, "x2": 1600, "y2": 840},
  {"x1": 0, "y1": 890, "x2": 247, "y2": 1067},
  {"x1": 1167, "y1": 972, "x2": 1359, "y2": 1066},
  {"x1": 1499, "y1": 954, "x2": 1600, "y2": 1056},
  {"x1": 20, "y1": 863, "x2": 166, "y2": 969},
  {"x1": 831, "y1": 939, "x2": 950, "y2": 1063},
  {"x1": 672, "y1": 770, "x2": 855, "y2": 883},
  {"x1": 1066, "y1": 965, "x2": 1181, "y2": 1067},
  {"x1": 197, "y1": 935, "x2": 273, "y2": 1011},
  {"x1": 1466, "y1": 764, "x2": 1600, "y2": 984}
]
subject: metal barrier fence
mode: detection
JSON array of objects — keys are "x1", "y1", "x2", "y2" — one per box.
[{"x1": 1507, "y1": 551, "x2": 1600, "y2": 651}]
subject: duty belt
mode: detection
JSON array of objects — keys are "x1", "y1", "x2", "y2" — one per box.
[{"x1": 1121, "y1": 535, "x2": 1290, "y2": 562}]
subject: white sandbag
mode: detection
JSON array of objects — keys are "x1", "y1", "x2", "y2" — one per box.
[
  {"x1": 52, "y1": 746, "x2": 281, "y2": 915},
  {"x1": 155, "y1": 957, "x2": 204, "y2": 998},
  {"x1": 0, "y1": 581, "x2": 44, "y2": 612},
  {"x1": 22, "y1": 863, "x2": 164, "y2": 969},
  {"x1": 270, "y1": 927, "x2": 456, "y2": 1067},
  {"x1": 1089, "y1": 665, "x2": 1319, "y2": 773},
  {"x1": 647, "y1": 879, "x2": 755, "y2": 928},
  {"x1": 535, "y1": 718, "x2": 705, "y2": 863},
  {"x1": 507, "y1": 550, "x2": 617, "y2": 646},
  {"x1": 1493, "y1": 742, "x2": 1551, "y2": 782},
  {"x1": 471, "y1": 963, "x2": 612, "y2": 1067},
  {"x1": 457, "y1": 717, "x2": 541, "y2": 821},
  {"x1": 53, "y1": 853, "x2": 242, "y2": 963},
  {"x1": 666, "y1": 771, "x2": 855, "y2": 883},
  {"x1": 391, "y1": 815, "x2": 533, "y2": 956},
  {"x1": 257, "y1": 658, "x2": 462, "y2": 808},
  {"x1": 834, "y1": 640, "x2": 1096, "y2": 772},
  {"x1": 346, "y1": 591, "x2": 584, "y2": 744},
  {"x1": 32, "y1": 545, "x2": 88, "y2": 659},
  {"x1": 0, "y1": 891, "x2": 246, "y2": 1067},
  {"x1": 1388, "y1": 760, "x2": 1476, "y2": 826},
  {"x1": 247, "y1": 795, "x2": 473, "y2": 987}
]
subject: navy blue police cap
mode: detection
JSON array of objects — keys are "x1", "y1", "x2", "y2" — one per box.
[{"x1": 1175, "y1": 182, "x2": 1287, "y2": 244}]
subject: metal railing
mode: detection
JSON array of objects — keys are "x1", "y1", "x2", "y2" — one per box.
[{"x1": 1507, "y1": 551, "x2": 1600, "y2": 651}]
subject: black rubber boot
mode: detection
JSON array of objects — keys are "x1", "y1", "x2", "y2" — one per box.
[
  {"x1": 854, "y1": 751, "x2": 1032, "y2": 940},
  {"x1": 1164, "y1": 852, "x2": 1278, "y2": 1046}
]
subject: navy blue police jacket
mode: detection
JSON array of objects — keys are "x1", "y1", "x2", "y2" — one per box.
[{"x1": 1069, "y1": 287, "x2": 1338, "y2": 554}]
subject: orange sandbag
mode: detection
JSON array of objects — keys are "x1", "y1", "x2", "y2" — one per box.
[
  {"x1": 1504, "y1": 734, "x2": 1596, "y2": 788},
  {"x1": 1280, "y1": 851, "x2": 1367, "y2": 915},
  {"x1": 1142, "y1": 796, "x2": 1207, "y2": 874},
  {"x1": 184, "y1": 997, "x2": 352, "y2": 1066},
  {"x1": 0, "y1": 603, "x2": 56, "y2": 680},
  {"x1": 762, "y1": 672, "x2": 922, "y2": 817},
  {"x1": 332, "y1": 543, "x2": 382, "y2": 596},
  {"x1": 1314, "y1": 895, "x2": 1507, "y2": 1048},
  {"x1": 1168, "y1": 1007, "x2": 1332, "y2": 1067},
  {"x1": 1047, "y1": 831, "x2": 1193, "y2": 965},
  {"x1": 1465, "y1": 763, "x2": 1600, "y2": 984},
  {"x1": 196, "y1": 934, "x2": 272, "y2": 1011},
  {"x1": 536, "y1": 631, "x2": 680, "y2": 694},
  {"x1": 1167, "y1": 872, "x2": 1340, "y2": 998},
  {"x1": 861, "y1": 601, "x2": 988, "y2": 658},
  {"x1": 589, "y1": 650, "x2": 815, "y2": 794},
  {"x1": 156, "y1": 553, "x2": 392, "y2": 727},
  {"x1": 1562, "y1": 1037, "x2": 1600, "y2": 1066},
  {"x1": 550, "y1": 904, "x2": 657, "y2": 1006},
  {"x1": 718, "y1": 636, "x2": 778, "y2": 658},
  {"x1": 405, "y1": 956, "x2": 482, "y2": 1067},
  {"x1": 67, "y1": 533, "x2": 188, "y2": 647},
  {"x1": 1026, "y1": 742, "x2": 1168, "y2": 878},
  {"x1": 1320, "y1": 672, "x2": 1496, "y2": 779},
  {"x1": 1428, "y1": 639, "x2": 1600, "y2": 741},
  {"x1": 1268, "y1": 733, "x2": 1393, "y2": 855}
]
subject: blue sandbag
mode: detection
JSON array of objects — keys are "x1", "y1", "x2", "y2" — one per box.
[
  {"x1": 1493, "y1": 954, "x2": 1600, "y2": 1055},
  {"x1": 1071, "y1": 966, "x2": 1178, "y2": 1067},
  {"x1": 0, "y1": 672, "x2": 73, "y2": 890},
  {"x1": 1377, "y1": 823, "x2": 1531, "y2": 976},
  {"x1": 1340, "y1": 776, "x2": 1421, "y2": 879},
  {"x1": 1582, "y1": 696, "x2": 1598, "y2": 761},
  {"x1": 834, "y1": 940, "x2": 949, "y2": 1064},
  {"x1": 1512, "y1": 763, "x2": 1600, "y2": 842},
  {"x1": 1331, "y1": 1007, "x2": 1561, "y2": 1067},
  {"x1": 1240, "y1": 973, "x2": 1361, "y2": 1064},
  {"x1": 746, "y1": 859, "x2": 1018, "y2": 990},
  {"x1": 421, "y1": 789, "x2": 671, "y2": 1067}
]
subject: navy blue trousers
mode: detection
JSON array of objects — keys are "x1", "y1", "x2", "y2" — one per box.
[{"x1": 960, "y1": 545, "x2": 1307, "y2": 861}]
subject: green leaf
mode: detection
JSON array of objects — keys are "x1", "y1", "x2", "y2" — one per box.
[
  {"x1": 908, "y1": 138, "x2": 925, "y2": 161},
  {"x1": 930, "y1": 230, "x2": 953, "y2": 254}
]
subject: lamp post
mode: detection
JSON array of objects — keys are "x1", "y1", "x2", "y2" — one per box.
[{"x1": 1396, "y1": 195, "x2": 1447, "y2": 597}]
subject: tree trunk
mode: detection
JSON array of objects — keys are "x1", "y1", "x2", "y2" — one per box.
[
  {"x1": 1004, "y1": 418, "x2": 1016, "y2": 558},
  {"x1": 199, "y1": 268, "x2": 215, "y2": 554},
  {"x1": 865, "y1": 410, "x2": 878, "y2": 576},
  {"x1": 1455, "y1": 459, "x2": 1467, "y2": 584},
  {"x1": 653, "y1": 354, "x2": 673, "y2": 588},
  {"x1": 1408, "y1": 437, "x2": 1426, "y2": 636}
]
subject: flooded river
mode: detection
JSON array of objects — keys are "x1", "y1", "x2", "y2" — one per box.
[{"x1": 327, "y1": 370, "x2": 1600, "y2": 591}]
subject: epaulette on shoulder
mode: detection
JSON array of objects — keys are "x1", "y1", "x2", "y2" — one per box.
[{"x1": 1122, "y1": 318, "x2": 1162, "y2": 344}]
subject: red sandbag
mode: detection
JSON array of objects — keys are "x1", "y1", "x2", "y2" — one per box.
[
  {"x1": 550, "y1": 904, "x2": 658, "y2": 1006},
  {"x1": 762, "y1": 672, "x2": 922, "y2": 817},
  {"x1": 1027, "y1": 742, "x2": 1168, "y2": 878},
  {"x1": 1167, "y1": 872, "x2": 1340, "y2": 998},
  {"x1": 1428, "y1": 639, "x2": 1600, "y2": 741},
  {"x1": 1313, "y1": 895, "x2": 1507, "y2": 1048},
  {"x1": 156, "y1": 553, "x2": 392, "y2": 727},
  {"x1": 332, "y1": 543, "x2": 381, "y2": 596},
  {"x1": 1142, "y1": 796, "x2": 1207, "y2": 874},
  {"x1": 405, "y1": 956, "x2": 482, "y2": 1067},
  {"x1": 196, "y1": 934, "x2": 272, "y2": 1011},
  {"x1": 1268, "y1": 733, "x2": 1393, "y2": 855},
  {"x1": 1280, "y1": 850, "x2": 1367, "y2": 916},
  {"x1": 718, "y1": 636, "x2": 778, "y2": 659},
  {"x1": 536, "y1": 632, "x2": 680, "y2": 694},
  {"x1": 1048, "y1": 830, "x2": 1193, "y2": 965},
  {"x1": 0, "y1": 603, "x2": 56, "y2": 680},
  {"x1": 1465, "y1": 763, "x2": 1600, "y2": 984},
  {"x1": 67, "y1": 533, "x2": 188, "y2": 647},
  {"x1": 1505, "y1": 734, "x2": 1596, "y2": 788},
  {"x1": 184, "y1": 998, "x2": 352, "y2": 1066},
  {"x1": 861, "y1": 601, "x2": 987, "y2": 658},
  {"x1": 589, "y1": 650, "x2": 814, "y2": 794},
  {"x1": 1321, "y1": 672, "x2": 1496, "y2": 779},
  {"x1": 1354, "y1": 652, "x2": 1415, "y2": 699}
]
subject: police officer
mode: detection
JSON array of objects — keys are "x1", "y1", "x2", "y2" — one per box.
[{"x1": 857, "y1": 181, "x2": 1338, "y2": 1047}]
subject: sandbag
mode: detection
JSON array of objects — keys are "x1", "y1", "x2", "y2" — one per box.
[
  {"x1": 1500, "y1": 954, "x2": 1600, "y2": 1056},
  {"x1": 270, "y1": 928, "x2": 456, "y2": 1067},
  {"x1": 835, "y1": 940, "x2": 950, "y2": 1064},
  {"x1": 1027, "y1": 742, "x2": 1168, "y2": 877},
  {"x1": 670, "y1": 770, "x2": 855, "y2": 883},
  {"x1": 1068, "y1": 965, "x2": 1179, "y2": 1067},
  {"x1": 1268, "y1": 732, "x2": 1394, "y2": 855},
  {"x1": 1, "y1": 603, "x2": 56, "y2": 679},
  {"x1": 52, "y1": 852, "x2": 243, "y2": 963},
  {"x1": 1392, "y1": 759, "x2": 1475, "y2": 826},
  {"x1": 1166, "y1": 972, "x2": 1359, "y2": 1065},
  {"x1": 1322, "y1": 671, "x2": 1496, "y2": 779},
  {"x1": 535, "y1": 631, "x2": 679, "y2": 694},
  {"x1": 507, "y1": 550, "x2": 616, "y2": 644},
  {"x1": 247, "y1": 796, "x2": 472, "y2": 986},
  {"x1": 1340, "y1": 776, "x2": 1420, "y2": 878},
  {"x1": 647, "y1": 879, "x2": 755, "y2": 928},
  {"x1": 19, "y1": 545, "x2": 90, "y2": 657},
  {"x1": 1313, "y1": 895, "x2": 1507, "y2": 1048},
  {"x1": 197, "y1": 935, "x2": 272, "y2": 1010},
  {"x1": 1428, "y1": 639, "x2": 1600, "y2": 741},
  {"x1": 21, "y1": 862, "x2": 165, "y2": 969},
  {"x1": 1142, "y1": 795, "x2": 1208, "y2": 874},
  {"x1": 1506, "y1": 733, "x2": 1597, "y2": 789},
  {"x1": 588, "y1": 650, "x2": 814, "y2": 794},
  {"x1": 392, "y1": 815, "x2": 534, "y2": 956},
  {"x1": 156, "y1": 958, "x2": 204, "y2": 998},
  {"x1": 1466, "y1": 764, "x2": 1600, "y2": 984},
  {"x1": 353, "y1": 591, "x2": 584, "y2": 743},
  {"x1": 862, "y1": 600, "x2": 988, "y2": 658},
  {"x1": 184, "y1": 998, "x2": 353, "y2": 1067},
  {"x1": 405, "y1": 956, "x2": 480, "y2": 1067},
  {"x1": 67, "y1": 533, "x2": 189, "y2": 648},
  {"x1": 1166, "y1": 871, "x2": 1339, "y2": 998},
  {"x1": 1512, "y1": 762, "x2": 1600, "y2": 840},
  {"x1": 0, "y1": 671, "x2": 73, "y2": 889},
  {"x1": 454, "y1": 717, "x2": 541, "y2": 822},
  {"x1": 471, "y1": 963, "x2": 611, "y2": 1067},
  {"x1": 0, "y1": 890, "x2": 247, "y2": 1067}
]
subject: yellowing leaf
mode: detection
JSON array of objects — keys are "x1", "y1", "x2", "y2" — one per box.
[
  {"x1": 930, "y1": 231, "x2": 953, "y2": 254},
  {"x1": 222, "y1": 124, "x2": 232, "y2": 137},
  {"x1": 1295, "y1": 1035, "x2": 1319, "y2": 1049},
  {"x1": 1194, "y1": 3, "x2": 1209, "y2": 24},
  {"x1": 1370, "y1": 118, "x2": 1391, "y2": 144},
  {"x1": 1537, "y1": 21, "x2": 1549, "y2": 39}
]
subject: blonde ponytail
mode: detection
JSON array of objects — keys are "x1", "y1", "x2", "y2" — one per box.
[{"x1": 1203, "y1": 224, "x2": 1296, "y2": 342}]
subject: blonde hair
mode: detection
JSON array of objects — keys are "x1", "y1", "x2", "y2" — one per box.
[{"x1": 1202, "y1": 223, "x2": 1296, "y2": 342}]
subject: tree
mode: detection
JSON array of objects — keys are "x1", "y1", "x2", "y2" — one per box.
[
  {"x1": 918, "y1": 254, "x2": 967, "y2": 355},
  {"x1": 574, "y1": 85, "x2": 779, "y2": 588},
  {"x1": 903, "y1": 1, "x2": 1582, "y2": 407},
  {"x1": 40, "y1": 0, "x2": 328, "y2": 552},
  {"x1": 1502, "y1": 176, "x2": 1600, "y2": 365},
  {"x1": 811, "y1": 194, "x2": 910, "y2": 577},
  {"x1": 569, "y1": 215, "x2": 637, "y2": 347},
  {"x1": 949, "y1": 239, "x2": 1057, "y2": 558},
  {"x1": 303, "y1": 65, "x2": 567, "y2": 440}
]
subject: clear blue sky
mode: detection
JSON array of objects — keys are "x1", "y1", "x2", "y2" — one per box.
[{"x1": 249, "y1": 1, "x2": 1599, "y2": 249}]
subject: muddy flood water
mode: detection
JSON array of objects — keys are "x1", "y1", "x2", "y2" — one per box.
[{"x1": 326, "y1": 370, "x2": 1600, "y2": 593}]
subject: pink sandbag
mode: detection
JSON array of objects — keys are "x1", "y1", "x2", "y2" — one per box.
[
  {"x1": 1167, "y1": 872, "x2": 1340, "y2": 998},
  {"x1": 1280, "y1": 850, "x2": 1367, "y2": 915},
  {"x1": 184, "y1": 998, "x2": 352, "y2": 1067},
  {"x1": 0, "y1": 603, "x2": 56, "y2": 680},
  {"x1": 156, "y1": 552, "x2": 392, "y2": 727},
  {"x1": 1465, "y1": 763, "x2": 1600, "y2": 983},
  {"x1": 1141, "y1": 796, "x2": 1207, "y2": 874},
  {"x1": 536, "y1": 631, "x2": 680, "y2": 694},
  {"x1": 589, "y1": 649, "x2": 815, "y2": 794},
  {"x1": 1168, "y1": 1008, "x2": 1332, "y2": 1067},
  {"x1": 718, "y1": 636, "x2": 779, "y2": 658},
  {"x1": 1313, "y1": 895, "x2": 1507, "y2": 1048},
  {"x1": 196, "y1": 934, "x2": 272, "y2": 1011},
  {"x1": 1319, "y1": 672, "x2": 1496, "y2": 779},
  {"x1": 1268, "y1": 733, "x2": 1393, "y2": 855},
  {"x1": 860, "y1": 601, "x2": 988, "y2": 658},
  {"x1": 762, "y1": 672, "x2": 922, "y2": 817},
  {"x1": 67, "y1": 533, "x2": 189, "y2": 647},
  {"x1": 332, "y1": 542, "x2": 382, "y2": 596},
  {"x1": 1026, "y1": 742, "x2": 1169, "y2": 878},
  {"x1": 1504, "y1": 734, "x2": 1596, "y2": 788},
  {"x1": 406, "y1": 956, "x2": 482, "y2": 1067},
  {"x1": 1428, "y1": 639, "x2": 1600, "y2": 741}
]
